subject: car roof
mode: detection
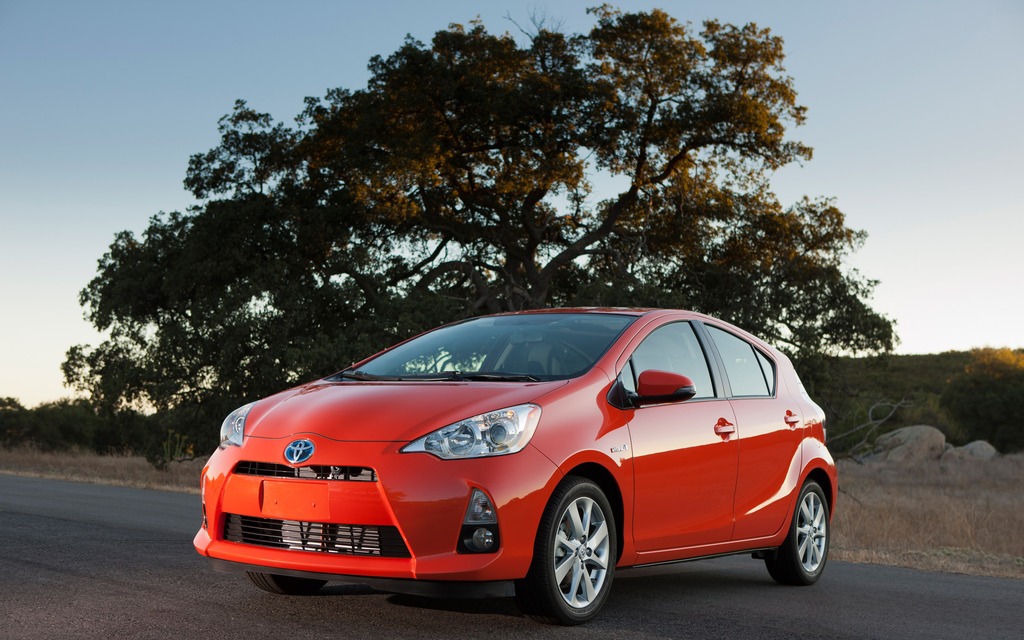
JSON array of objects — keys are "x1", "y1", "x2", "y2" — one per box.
[{"x1": 493, "y1": 307, "x2": 689, "y2": 318}]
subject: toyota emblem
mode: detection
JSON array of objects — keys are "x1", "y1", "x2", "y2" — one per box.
[{"x1": 283, "y1": 439, "x2": 315, "y2": 464}]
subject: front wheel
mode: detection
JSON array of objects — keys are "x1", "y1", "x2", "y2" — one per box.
[
  {"x1": 765, "y1": 480, "x2": 830, "y2": 585},
  {"x1": 246, "y1": 571, "x2": 327, "y2": 595},
  {"x1": 515, "y1": 477, "x2": 617, "y2": 625}
]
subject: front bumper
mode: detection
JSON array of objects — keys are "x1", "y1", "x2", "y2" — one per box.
[
  {"x1": 207, "y1": 558, "x2": 515, "y2": 598},
  {"x1": 194, "y1": 434, "x2": 560, "y2": 584}
]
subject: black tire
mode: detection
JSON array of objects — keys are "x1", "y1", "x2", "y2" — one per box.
[
  {"x1": 245, "y1": 571, "x2": 327, "y2": 595},
  {"x1": 765, "y1": 480, "x2": 830, "y2": 585},
  {"x1": 515, "y1": 477, "x2": 617, "y2": 625}
]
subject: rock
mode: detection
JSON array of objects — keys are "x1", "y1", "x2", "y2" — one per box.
[
  {"x1": 942, "y1": 440, "x2": 999, "y2": 462},
  {"x1": 871, "y1": 425, "x2": 947, "y2": 462},
  {"x1": 941, "y1": 447, "x2": 967, "y2": 462},
  {"x1": 962, "y1": 440, "x2": 998, "y2": 459}
]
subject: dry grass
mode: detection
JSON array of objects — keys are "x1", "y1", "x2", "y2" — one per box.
[
  {"x1": 832, "y1": 454, "x2": 1024, "y2": 579},
  {"x1": 2, "y1": 446, "x2": 1022, "y2": 579},
  {"x1": 0, "y1": 446, "x2": 205, "y2": 494}
]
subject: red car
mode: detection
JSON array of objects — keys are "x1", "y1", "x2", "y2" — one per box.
[{"x1": 194, "y1": 308, "x2": 836, "y2": 625}]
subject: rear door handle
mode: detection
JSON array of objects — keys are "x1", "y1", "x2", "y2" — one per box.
[
  {"x1": 714, "y1": 418, "x2": 736, "y2": 436},
  {"x1": 784, "y1": 411, "x2": 800, "y2": 426}
]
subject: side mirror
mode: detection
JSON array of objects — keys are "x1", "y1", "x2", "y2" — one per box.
[{"x1": 633, "y1": 370, "x2": 697, "y2": 406}]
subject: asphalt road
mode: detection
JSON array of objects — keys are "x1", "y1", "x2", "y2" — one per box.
[{"x1": 1, "y1": 474, "x2": 1021, "y2": 640}]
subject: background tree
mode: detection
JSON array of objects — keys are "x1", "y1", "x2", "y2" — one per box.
[
  {"x1": 66, "y1": 6, "x2": 894, "y2": 455},
  {"x1": 941, "y1": 348, "x2": 1024, "y2": 452},
  {"x1": 0, "y1": 396, "x2": 150, "y2": 454}
]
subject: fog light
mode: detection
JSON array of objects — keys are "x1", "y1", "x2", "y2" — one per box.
[
  {"x1": 457, "y1": 489, "x2": 500, "y2": 553},
  {"x1": 471, "y1": 527, "x2": 494, "y2": 550},
  {"x1": 460, "y1": 524, "x2": 499, "y2": 553}
]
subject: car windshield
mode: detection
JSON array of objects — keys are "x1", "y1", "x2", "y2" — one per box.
[{"x1": 339, "y1": 313, "x2": 636, "y2": 381}]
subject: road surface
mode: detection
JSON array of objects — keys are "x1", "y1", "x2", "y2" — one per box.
[{"x1": 1, "y1": 474, "x2": 1021, "y2": 639}]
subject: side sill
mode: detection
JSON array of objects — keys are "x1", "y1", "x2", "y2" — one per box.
[
  {"x1": 209, "y1": 558, "x2": 516, "y2": 599},
  {"x1": 622, "y1": 547, "x2": 777, "y2": 571}
]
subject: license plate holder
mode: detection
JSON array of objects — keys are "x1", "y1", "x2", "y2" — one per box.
[{"x1": 260, "y1": 480, "x2": 330, "y2": 521}]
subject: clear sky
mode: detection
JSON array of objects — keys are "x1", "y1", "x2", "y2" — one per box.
[{"x1": 1, "y1": 0, "x2": 1022, "y2": 407}]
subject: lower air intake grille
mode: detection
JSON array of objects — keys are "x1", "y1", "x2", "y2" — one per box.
[
  {"x1": 234, "y1": 461, "x2": 377, "y2": 482},
  {"x1": 224, "y1": 514, "x2": 410, "y2": 558}
]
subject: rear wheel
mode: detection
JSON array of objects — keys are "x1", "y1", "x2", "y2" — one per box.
[
  {"x1": 765, "y1": 480, "x2": 829, "y2": 585},
  {"x1": 515, "y1": 477, "x2": 616, "y2": 625},
  {"x1": 245, "y1": 571, "x2": 327, "y2": 595}
]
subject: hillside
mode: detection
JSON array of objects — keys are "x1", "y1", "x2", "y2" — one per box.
[{"x1": 817, "y1": 351, "x2": 972, "y2": 453}]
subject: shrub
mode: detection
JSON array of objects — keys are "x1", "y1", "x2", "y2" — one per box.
[
  {"x1": 941, "y1": 348, "x2": 1024, "y2": 452},
  {"x1": 0, "y1": 396, "x2": 156, "y2": 456}
]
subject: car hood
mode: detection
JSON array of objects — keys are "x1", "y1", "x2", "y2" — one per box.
[{"x1": 245, "y1": 379, "x2": 568, "y2": 443}]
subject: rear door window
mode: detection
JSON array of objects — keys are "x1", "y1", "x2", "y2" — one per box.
[{"x1": 705, "y1": 325, "x2": 774, "y2": 397}]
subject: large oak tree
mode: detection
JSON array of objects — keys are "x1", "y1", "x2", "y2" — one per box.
[{"x1": 66, "y1": 7, "x2": 894, "y2": 450}]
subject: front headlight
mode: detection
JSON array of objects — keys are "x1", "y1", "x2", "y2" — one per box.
[
  {"x1": 219, "y1": 402, "x2": 256, "y2": 448},
  {"x1": 402, "y1": 404, "x2": 542, "y2": 459}
]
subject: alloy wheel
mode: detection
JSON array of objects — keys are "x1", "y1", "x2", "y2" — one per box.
[
  {"x1": 796, "y1": 490, "x2": 827, "y2": 573},
  {"x1": 552, "y1": 495, "x2": 611, "y2": 608}
]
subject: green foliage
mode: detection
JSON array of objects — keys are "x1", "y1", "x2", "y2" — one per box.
[
  {"x1": 0, "y1": 397, "x2": 29, "y2": 447},
  {"x1": 816, "y1": 352, "x2": 968, "y2": 453},
  {"x1": 145, "y1": 428, "x2": 196, "y2": 470},
  {"x1": 0, "y1": 397, "x2": 153, "y2": 454},
  {"x1": 64, "y1": 7, "x2": 896, "y2": 454},
  {"x1": 941, "y1": 349, "x2": 1024, "y2": 452}
]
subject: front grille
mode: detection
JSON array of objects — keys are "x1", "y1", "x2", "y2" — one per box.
[
  {"x1": 234, "y1": 461, "x2": 377, "y2": 482},
  {"x1": 224, "y1": 514, "x2": 410, "y2": 558}
]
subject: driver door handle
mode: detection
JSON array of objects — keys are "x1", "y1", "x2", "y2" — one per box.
[{"x1": 714, "y1": 418, "x2": 735, "y2": 436}]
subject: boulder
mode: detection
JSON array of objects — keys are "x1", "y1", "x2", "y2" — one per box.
[
  {"x1": 962, "y1": 440, "x2": 998, "y2": 459},
  {"x1": 942, "y1": 440, "x2": 999, "y2": 462},
  {"x1": 871, "y1": 425, "x2": 947, "y2": 462}
]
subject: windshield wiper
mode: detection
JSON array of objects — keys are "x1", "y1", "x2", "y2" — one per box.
[
  {"x1": 334, "y1": 370, "x2": 404, "y2": 382},
  {"x1": 458, "y1": 373, "x2": 541, "y2": 382},
  {"x1": 399, "y1": 371, "x2": 541, "y2": 382},
  {"x1": 335, "y1": 370, "x2": 540, "y2": 383}
]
